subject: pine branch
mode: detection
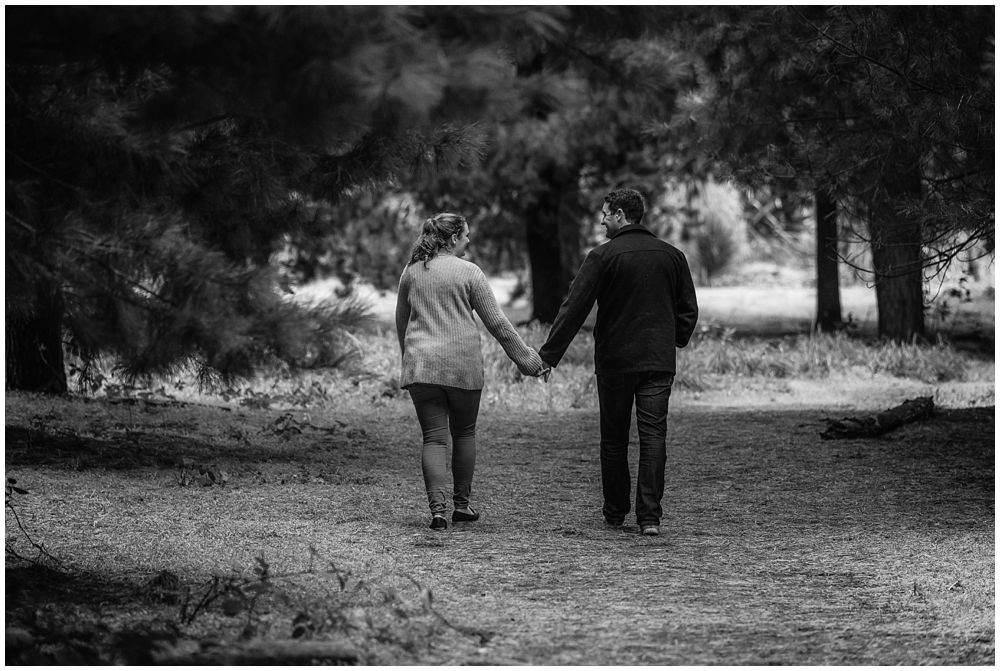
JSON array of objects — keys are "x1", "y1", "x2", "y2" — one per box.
[
  {"x1": 179, "y1": 114, "x2": 236, "y2": 132},
  {"x1": 791, "y1": 7, "x2": 949, "y2": 100},
  {"x1": 6, "y1": 151, "x2": 87, "y2": 195},
  {"x1": 5, "y1": 210, "x2": 40, "y2": 235}
]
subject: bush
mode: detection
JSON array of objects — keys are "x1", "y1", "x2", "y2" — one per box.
[{"x1": 660, "y1": 178, "x2": 747, "y2": 286}]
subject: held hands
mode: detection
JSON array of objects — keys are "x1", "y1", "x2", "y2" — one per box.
[
  {"x1": 522, "y1": 347, "x2": 551, "y2": 382},
  {"x1": 517, "y1": 360, "x2": 551, "y2": 382}
]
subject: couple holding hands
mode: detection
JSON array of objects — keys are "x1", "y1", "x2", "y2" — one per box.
[{"x1": 395, "y1": 188, "x2": 699, "y2": 534}]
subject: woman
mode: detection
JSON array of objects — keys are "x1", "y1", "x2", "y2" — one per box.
[{"x1": 395, "y1": 213, "x2": 547, "y2": 530}]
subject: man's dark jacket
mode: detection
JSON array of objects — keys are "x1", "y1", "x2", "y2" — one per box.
[{"x1": 539, "y1": 223, "x2": 698, "y2": 375}]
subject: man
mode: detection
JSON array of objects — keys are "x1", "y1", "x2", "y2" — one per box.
[{"x1": 539, "y1": 187, "x2": 698, "y2": 536}]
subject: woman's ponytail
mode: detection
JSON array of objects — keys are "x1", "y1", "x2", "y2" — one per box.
[{"x1": 407, "y1": 213, "x2": 467, "y2": 268}]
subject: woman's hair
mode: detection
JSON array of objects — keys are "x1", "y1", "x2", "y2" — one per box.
[{"x1": 408, "y1": 212, "x2": 467, "y2": 267}]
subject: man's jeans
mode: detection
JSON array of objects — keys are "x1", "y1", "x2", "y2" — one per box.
[{"x1": 596, "y1": 371, "x2": 674, "y2": 526}]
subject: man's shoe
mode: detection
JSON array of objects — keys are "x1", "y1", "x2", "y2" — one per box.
[
  {"x1": 640, "y1": 525, "x2": 660, "y2": 536},
  {"x1": 430, "y1": 515, "x2": 448, "y2": 530},
  {"x1": 604, "y1": 517, "x2": 625, "y2": 528},
  {"x1": 452, "y1": 507, "x2": 480, "y2": 522}
]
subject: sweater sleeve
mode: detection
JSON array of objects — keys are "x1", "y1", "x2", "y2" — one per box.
[
  {"x1": 468, "y1": 269, "x2": 544, "y2": 376},
  {"x1": 394, "y1": 269, "x2": 411, "y2": 354}
]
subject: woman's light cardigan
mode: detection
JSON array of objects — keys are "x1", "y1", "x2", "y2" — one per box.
[{"x1": 395, "y1": 254, "x2": 543, "y2": 390}]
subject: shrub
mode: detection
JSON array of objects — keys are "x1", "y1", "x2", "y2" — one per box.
[{"x1": 689, "y1": 180, "x2": 747, "y2": 286}]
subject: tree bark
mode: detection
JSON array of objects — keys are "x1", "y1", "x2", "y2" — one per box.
[
  {"x1": 814, "y1": 190, "x2": 843, "y2": 332},
  {"x1": 526, "y1": 165, "x2": 582, "y2": 323},
  {"x1": 869, "y1": 168, "x2": 925, "y2": 342},
  {"x1": 525, "y1": 213, "x2": 564, "y2": 323},
  {"x1": 5, "y1": 285, "x2": 68, "y2": 393}
]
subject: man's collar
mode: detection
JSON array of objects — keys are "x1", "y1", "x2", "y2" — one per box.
[{"x1": 610, "y1": 223, "x2": 653, "y2": 239}]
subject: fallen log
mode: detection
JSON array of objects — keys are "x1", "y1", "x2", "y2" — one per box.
[
  {"x1": 160, "y1": 638, "x2": 359, "y2": 665},
  {"x1": 820, "y1": 396, "x2": 935, "y2": 439}
]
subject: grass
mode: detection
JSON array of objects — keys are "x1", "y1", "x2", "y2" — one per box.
[
  {"x1": 65, "y1": 322, "x2": 994, "y2": 415},
  {"x1": 6, "y1": 322, "x2": 995, "y2": 664},
  {"x1": 679, "y1": 326, "x2": 992, "y2": 385}
]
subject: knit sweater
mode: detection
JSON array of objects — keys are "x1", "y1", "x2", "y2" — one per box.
[{"x1": 395, "y1": 254, "x2": 543, "y2": 390}]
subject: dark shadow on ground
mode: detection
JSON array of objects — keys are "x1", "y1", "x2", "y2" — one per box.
[
  {"x1": 6, "y1": 563, "x2": 186, "y2": 665},
  {"x1": 4, "y1": 423, "x2": 350, "y2": 471},
  {"x1": 658, "y1": 404, "x2": 995, "y2": 531},
  {"x1": 498, "y1": 404, "x2": 995, "y2": 536}
]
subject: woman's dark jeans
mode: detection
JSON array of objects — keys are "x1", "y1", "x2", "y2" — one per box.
[
  {"x1": 596, "y1": 371, "x2": 674, "y2": 526},
  {"x1": 408, "y1": 384, "x2": 482, "y2": 516}
]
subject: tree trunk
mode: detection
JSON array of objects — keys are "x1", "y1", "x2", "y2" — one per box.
[
  {"x1": 869, "y1": 170, "x2": 925, "y2": 342},
  {"x1": 525, "y1": 211, "x2": 564, "y2": 323},
  {"x1": 526, "y1": 166, "x2": 582, "y2": 324},
  {"x1": 5, "y1": 286, "x2": 68, "y2": 393},
  {"x1": 814, "y1": 190, "x2": 843, "y2": 332}
]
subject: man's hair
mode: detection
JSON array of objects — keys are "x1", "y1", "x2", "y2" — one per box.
[{"x1": 604, "y1": 188, "x2": 645, "y2": 225}]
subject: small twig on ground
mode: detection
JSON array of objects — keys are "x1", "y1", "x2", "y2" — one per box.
[
  {"x1": 5, "y1": 478, "x2": 63, "y2": 568},
  {"x1": 400, "y1": 574, "x2": 494, "y2": 645}
]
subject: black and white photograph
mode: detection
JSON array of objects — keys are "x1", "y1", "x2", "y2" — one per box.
[{"x1": 5, "y1": 4, "x2": 994, "y2": 666}]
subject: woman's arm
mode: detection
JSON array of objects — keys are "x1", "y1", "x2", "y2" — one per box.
[
  {"x1": 394, "y1": 270, "x2": 411, "y2": 354},
  {"x1": 469, "y1": 269, "x2": 544, "y2": 375}
]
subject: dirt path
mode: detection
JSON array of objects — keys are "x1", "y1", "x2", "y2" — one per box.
[
  {"x1": 5, "y1": 396, "x2": 995, "y2": 664},
  {"x1": 369, "y1": 405, "x2": 994, "y2": 665}
]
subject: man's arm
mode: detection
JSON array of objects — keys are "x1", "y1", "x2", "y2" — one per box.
[
  {"x1": 674, "y1": 255, "x2": 698, "y2": 348},
  {"x1": 538, "y1": 251, "x2": 603, "y2": 367}
]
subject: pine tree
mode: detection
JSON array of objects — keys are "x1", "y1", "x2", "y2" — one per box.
[
  {"x1": 411, "y1": 7, "x2": 697, "y2": 322},
  {"x1": 5, "y1": 6, "x2": 568, "y2": 391},
  {"x1": 674, "y1": 6, "x2": 994, "y2": 341}
]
